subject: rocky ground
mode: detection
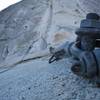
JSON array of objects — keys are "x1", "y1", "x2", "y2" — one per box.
[
  {"x1": 0, "y1": 58, "x2": 100, "y2": 100},
  {"x1": 0, "y1": 0, "x2": 100, "y2": 100}
]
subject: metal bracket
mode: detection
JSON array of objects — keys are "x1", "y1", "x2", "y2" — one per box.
[{"x1": 49, "y1": 13, "x2": 100, "y2": 85}]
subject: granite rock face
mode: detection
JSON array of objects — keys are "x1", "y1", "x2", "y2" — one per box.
[
  {"x1": 0, "y1": 0, "x2": 50, "y2": 62},
  {"x1": 0, "y1": 0, "x2": 100, "y2": 62},
  {"x1": 0, "y1": 0, "x2": 100, "y2": 100},
  {"x1": 0, "y1": 0, "x2": 86, "y2": 63},
  {"x1": 78, "y1": 0, "x2": 100, "y2": 15}
]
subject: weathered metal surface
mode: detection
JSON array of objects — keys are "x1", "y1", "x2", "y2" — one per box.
[{"x1": 49, "y1": 13, "x2": 100, "y2": 85}]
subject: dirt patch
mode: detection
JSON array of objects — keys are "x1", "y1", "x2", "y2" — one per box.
[{"x1": 53, "y1": 32, "x2": 71, "y2": 43}]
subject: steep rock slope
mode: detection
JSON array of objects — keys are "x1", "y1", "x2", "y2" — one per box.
[
  {"x1": 0, "y1": 0, "x2": 100, "y2": 100},
  {"x1": 78, "y1": 0, "x2": 100, "y2": 15},
  {"x1": 0, "y1": 0, "x2": 50, "y2": 62},
  {"x1": 0, "y1": 0, "x2": 86, "y2": 63},
  {"x1": 0, "y1": 0, "x2": 100, "y2": 63}
]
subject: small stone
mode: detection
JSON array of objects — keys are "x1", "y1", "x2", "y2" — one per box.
[{"x1": 28, "y1": 87, "x2": 31, "y2": 90}]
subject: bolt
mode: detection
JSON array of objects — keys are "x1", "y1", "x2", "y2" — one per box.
[
  {"x1": 86, "y1": 13, "x2": 100, "y2": 20},
  {"x1": 71, "y1": 64, "x2": 81, "y2": 75}
]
